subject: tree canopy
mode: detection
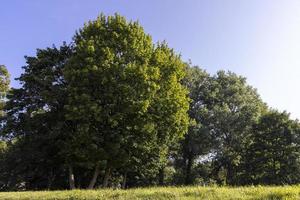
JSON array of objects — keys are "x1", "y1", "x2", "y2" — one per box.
[{"x1": 0, "y1": 14, "x2": 300, "y2": 190}]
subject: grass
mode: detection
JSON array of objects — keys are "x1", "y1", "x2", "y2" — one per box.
[{"x1": 0, "y1": 186, "x2": 300, "y2": 200}]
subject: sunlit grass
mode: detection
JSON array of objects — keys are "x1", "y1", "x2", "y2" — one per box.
[{"x1": 0, "y1": 186, "x2": 300, "y2": 200}]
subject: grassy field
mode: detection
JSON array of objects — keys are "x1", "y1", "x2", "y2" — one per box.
[{"x1": 0, "y1": 186, "x2": 300, "y2": 200}]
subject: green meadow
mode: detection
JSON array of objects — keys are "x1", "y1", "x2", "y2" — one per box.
[{"x1": 0, "y1": 186, "x2": 300, "y2": 200}]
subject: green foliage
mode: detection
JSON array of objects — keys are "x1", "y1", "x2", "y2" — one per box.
[
  {"x1": 1, "y1": 44, "x2": 73, "y2": 190},
  {"x1": 0, "y1": 65, "x2": 10, "y2": 118},
  {"x1": 63, "y1": 14, "x2": 189, "y2": 187},
  {"x1": 0, "y1": 65, "x2": 10, "y2": 189},
  {"x1": 0, "y1": 141, "x2": 6, "y2": 153},
  {"x1": 197, "y1": 71, "x2": 266, "y2": 185},
  {"x1": 174, "y1": 66, "x2": 213, "y2": 185},
  {"x1": 175, "y1": 67, "x2": 267, "y2": 185},
  {"x1": 1, "y1": 14, "x2": 189, "y2": 190},
  {"x1": 243, "y1": 110, "x2": 300, "y2": 185},
  {"x1": 0, "y1": 65, "x2": 10, "y2": 93},
  {"x1": 2, "y1": 13, "x2": 300, "y2": 191}
]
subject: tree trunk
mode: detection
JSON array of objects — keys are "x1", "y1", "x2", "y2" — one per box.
[
  {"x1": 68, "y1": 165, "x2": 76, "y2": 190},
  {"x1": 102, "y1": 165, "x2": 111, "y2": 188},
  {"x1": 211, "y1": 161, "x2": 222, "y2": 185},
  {"x1": 185, "y1": 155, "x2": 194, "y2": 185},
  {"x1": 158, "y1": 167, "x2": 165, "y2": 185},
  {"x1": 122, "y1": 172, "x2": 127, "y2": 189},
  {"x1": 226, "y1": 162, "x2": 233, "y2": 185},
  {"x1": 47, "y1": 169, "x2": 55, "y2": 190},
  {"x1": 87, "y1": 163, "x2": 101, "y2": 189}
]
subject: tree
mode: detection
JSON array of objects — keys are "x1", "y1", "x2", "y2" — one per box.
[
  {"x1": 174, "y1": 66, "x2": 213, "y2": 185},
  {"x1": 0, "y1": 65, "x2": 10, "y2": 93},
  {"x1": 196, "y1": 71, "x2": 266, "y2": 185},
  {"x1": 63, "y1": 14, "x2": 189, "y2": 188},
  {"x1": 0, "y1": 65, "x2": 10, "y2": 190},
  {"x1": 1, "y1": 44, "x2": 74, "y2": 190},
  {"x1": 0, "y1": 65, "x2": 10, "y2": 118},
  {"x1": 243, "y1": 110, "x2": 300, "y2": 185}
]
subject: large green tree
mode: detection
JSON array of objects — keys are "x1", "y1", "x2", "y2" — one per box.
[
  {"x1": 0, "y1": 65, "x2": 10, "y2": 190},
  {"x1": 243, "y1": 110, "x2": 300, "y2": 185},
  {"x1": 1, "y1": 44, "x2": 73, "y2": 190},
  {"x1": 174, "y1": 66, "x2": 213, "y2": 185},
  {"x1": 63, "y1": 14, "x2": 189, "y2": 188},
  {"x1": 196, "y1": 71, "x2": 266, "y2": 185},
  {"x1": 174, "y1": 69, "x2": 266, "y2": 185}
]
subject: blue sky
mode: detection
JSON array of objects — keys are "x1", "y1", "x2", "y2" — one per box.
[{"x1": 1, "y1": 0, "x2": 300, "y2": 118}]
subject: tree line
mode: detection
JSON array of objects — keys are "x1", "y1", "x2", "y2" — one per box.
[{"x1": 0, "y1": 14, "x2": 300, "y2": 191}]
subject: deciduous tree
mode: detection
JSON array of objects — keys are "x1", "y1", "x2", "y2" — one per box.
[
  {"x1": 243, "y1": 110, "x2": 300, "y2": 185},
  {"x1": 64, "y1": 14, "x2": 189, "y2": 188}
]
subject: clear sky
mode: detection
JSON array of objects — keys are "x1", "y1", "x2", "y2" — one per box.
[{"x1": 1, "y1": 0, "x2": 300, "y2": 119}]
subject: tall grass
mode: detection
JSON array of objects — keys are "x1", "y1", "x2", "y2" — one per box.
[{"x1": 0, "y1": 186, "x2": 300, "y2": 200}]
